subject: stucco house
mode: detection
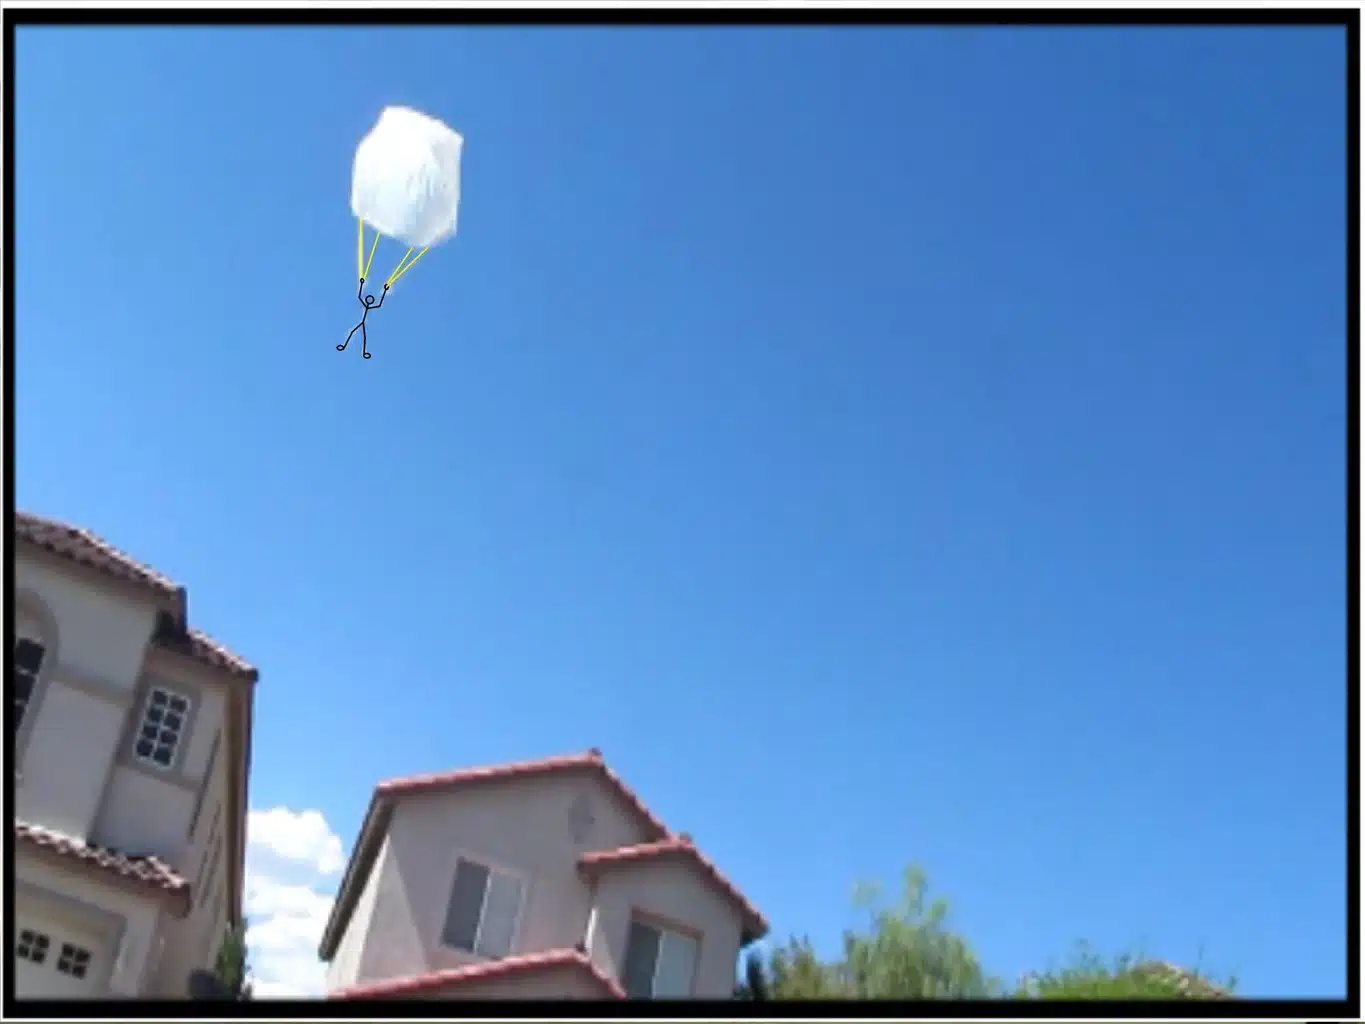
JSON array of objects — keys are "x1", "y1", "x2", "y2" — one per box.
[
  {"x1": 319, "y1": 749, "x2": 768, "y2": 1000},
  {"x1": 12, "y1": 511, "x2": 257, "y2": 998}
]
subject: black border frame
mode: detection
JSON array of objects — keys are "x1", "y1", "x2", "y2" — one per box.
[{"x1": 3, "y1": 5, "x2": 1358, "y2": 1021}]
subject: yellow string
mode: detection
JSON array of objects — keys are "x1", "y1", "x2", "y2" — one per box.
[
  {"x1": 357, "y1": 219, "x2": 365, "y2": 281},
  {"x1": 386, "y1": 247, "x2": 429, "y2": 288},
  {"x1": 362, "y1": 227, "x2": 382, "y2": 282},
  {"x1": 385, "y1": 248, "x2": 415, "y2": 287}
]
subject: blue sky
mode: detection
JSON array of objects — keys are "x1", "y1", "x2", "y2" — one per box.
[{"x1": 15, "y1": 24, "x2": 1348, "y2": 998}]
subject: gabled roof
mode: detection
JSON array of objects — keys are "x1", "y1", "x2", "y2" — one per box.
[
  {"x1": 16, "y1": 511, "x2": 182, "y2": 600},
  {"x1": 373, "y1": 749, "x2": 672, "y2": 837},
  {"x1": 14, "y1": 511, "x2": 257, "y2": 929},
  {"x1": 329, "y1": 949, "x2": 626, "y2": 1000},
  {"x1": 16, "y1": 821, "x2": 191, "y2": 916},
  {"x1": 320, "y1": 749, "x2": 769, "y2": 959},
  {"x1": 579, "y1": 837, "x2": 768, "y2": 939},
  {"x1": 15, "y1": 511, "x2": 258, "y2": 680}
]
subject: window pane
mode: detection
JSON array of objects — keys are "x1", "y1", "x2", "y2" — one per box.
[
  {"x1": 653, "y1": 930, "x2": 699, "y2": 997},
  {"x1": 622, "y1": 921, "x2": 660, "y2": 998},
  {"x1": 441, "y1": 859, "x2": 489, "y2": 952},
  {"x1": 475, "y1": 871, "x2": 522, "y2": 958},
  {"x1": 14, "y1": 638, "x2": 45, "y2": 673}
]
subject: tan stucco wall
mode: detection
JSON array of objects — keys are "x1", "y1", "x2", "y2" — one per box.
[
  {"x1": 588, "y1": 858, "x2": 744, "y2": 998},
  {"x1": 344, "y1": 771, "x2": 654, "y2": 987},
  {"x1": 331, "y1": 770, "x2": 753, "y2": 999},
  {"x1": 16, "y1": 849, "x2": 165, "y2": 997},
  {"x1": 13, "y1": 549, "x2": 240, "y2": 997},
  {"x1": 328, "y1": 835, "x2": 390, "y2": 990},
  {"x1": 14, "y1": 556, "x2": 158, "y2": 839}
]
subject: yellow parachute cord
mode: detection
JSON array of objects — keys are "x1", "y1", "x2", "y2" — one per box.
[
  {"x1": 386, "y1": 247, "x2": 429, "y2": 288},
  {"x1": 362, "y1": 223, "x2": 382, "y2": 282},
  {"x1": 357, "y1": 218, "x2": 365, "y2": 281}
]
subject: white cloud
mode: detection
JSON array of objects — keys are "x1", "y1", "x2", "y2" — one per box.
[{"x1": 243, "y1": 807, "x2": 346, "y2": 999}]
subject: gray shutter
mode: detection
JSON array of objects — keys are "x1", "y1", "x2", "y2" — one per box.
[{"x1": 442, "y1": 858, "x2": 489, "y2": 952}]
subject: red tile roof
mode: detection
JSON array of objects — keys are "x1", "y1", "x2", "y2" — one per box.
[
  {"x1": 321, "y1": 749, "x2": 769, "y2": 961},
  {"x1": 16, "y1": 511, "x2": 181, "y2": 600},
  {"x1": 330, "y1": 949, "x2": 626, "y2": 1000},
  {"x1": 376, "y1": 748, "x2": 671, "y2": 841},
  {"x1": 16, "y1": 821, "x2": 190, "y2": 915},
  {"x1": 15, "y1": 511, "x2": 257, "y2": 681},
  {"x1": 579, "y1": 837, "x2": 769, "y2": 938},
  {"x1": 152, "y1": 618, "x2": 258, "y2": 680}
]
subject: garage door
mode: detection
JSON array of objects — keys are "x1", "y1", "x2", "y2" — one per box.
[{"x1": 14, "y1": 919, "x2": 102, "y2": 999}]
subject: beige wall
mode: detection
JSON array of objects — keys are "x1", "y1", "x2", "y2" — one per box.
[
  {"x1": 14, "y1": 557, "x2": 158, "y2": 839},
  {"x1": 150, "y1": 719, "x2": 233, "y2": 998},
  {"x1": 16, "y1": 850, "x2": 165, "y2": 997},
  {"x1": 13, "y1": 548, "x2": 240, "y2": 997},
  {"x1": 328, "y1": 835, "x2": 390, "y2": 990},
  {"x1": 341, "y1": 772, "x2": 653, "y2": 987},
  {"x1": 333, "y1": 772, "x2": 750, "y2": 999},
  {"x1": 588, "y1": 859, "x2": 744, "y2": 998}
]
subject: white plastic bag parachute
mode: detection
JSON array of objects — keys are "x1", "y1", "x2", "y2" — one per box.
[{"x1": 351, "y1": 105, "x2": 464, "y2": 291}]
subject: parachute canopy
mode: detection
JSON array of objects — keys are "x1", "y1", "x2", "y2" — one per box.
[{"x1": 351, "y1": 106, "x2": 464, "y2": 250}]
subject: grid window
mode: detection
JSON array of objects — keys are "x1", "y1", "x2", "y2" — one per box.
[
  {"x1": 134, "y1": 686, "x2": 190, "y2": 769},
  {"x1": 16, "y1": 929, "x2": 51, "y2": 964},
  {"x1": 55, "y1": 943, "x2": 92, "y2": 979}
]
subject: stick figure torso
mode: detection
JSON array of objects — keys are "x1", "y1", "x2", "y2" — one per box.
[{"x1": 338, "y1": 279, "x2": 388, "y2": 359}]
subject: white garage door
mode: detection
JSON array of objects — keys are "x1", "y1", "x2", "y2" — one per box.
[{"x1": 14, "y1": 919, "x2": 102, "y2": 998}]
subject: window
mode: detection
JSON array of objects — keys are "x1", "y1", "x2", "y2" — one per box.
[
  {"x1": 13, "y1": 636, "x2": 46, "y2": 732},
  {"x1": 133, "y1": 685, "x2": 190, "y2": 769},
  {"x1": 440, "y1": 857, "x2": 524, "y2": 958},
  {"x1": 55, "y1": 942, "x2": 92, "y2": 979},
  {"x1": 16, "y1": 928, "x2": 51, "y2": 964},
  {"x1": 622, "y1": 919, "x2": 699, "y2": 998}
]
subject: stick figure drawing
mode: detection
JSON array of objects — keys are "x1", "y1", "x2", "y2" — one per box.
[{"x1": 338, "y1": 278, "x2": 388, "y2": 359}]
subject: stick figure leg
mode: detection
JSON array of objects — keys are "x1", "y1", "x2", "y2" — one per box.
[
  {"x1": 361, "y1": 323, "x2": 372, "y2": 360},
  {"x1": 339, "y1": 322, "x2": 362, "y2": 352}
]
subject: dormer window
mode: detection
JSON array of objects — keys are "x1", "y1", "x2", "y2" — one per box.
[
  {"x1": 133, "y1": 685, "x2": 190, "y2": 770},
  {"x1": 622, "y1": 917, "x2": 699, "y2": 998}
]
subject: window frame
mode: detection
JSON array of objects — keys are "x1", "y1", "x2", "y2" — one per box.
[
  {"x1": 13, "y1": 634, "x2": 48, "y2": 735},
  {"x1": 13, "y1": 593, "x2": 60, "y2": 769},
  {"x1": 622, "y1": 912, "x2": 702, "y2": 999},
  {"x1": 55, "y1": 941, "x2": 93, "y2": 980},
  {"x1": 16, "y1": 928, "x2": 52, "y2": 965},
  {"x1": 438, "y1": 852, "x2": 527, "y2": 960},
  {"x1": 131, "y1": 683, "x2": 194, "y2": 772}
]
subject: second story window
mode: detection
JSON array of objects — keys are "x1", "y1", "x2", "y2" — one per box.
[
  {"x1": 440, "y1": 856, "x2": 524, "y2": 959},
  {"x1": 13, "y1": 636, "x2": 46, "y2": 732},
  {"x1": 134, "y1": 685, "x2": 190, "y2": 770},
  {"x1": 622, "y1": 918, "x2": 699, "y2": 998}
]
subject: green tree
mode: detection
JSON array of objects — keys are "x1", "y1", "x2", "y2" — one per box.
[
  {"x1": 742, "y1": 866, "x2": 997, "y2": 999},
  {"x1": 734, "y1": 865, "x2": 1233, "y2": 1002},
  {"x1": 213, "y1": 921, "x2": 252, "y2": 1000},
  {"x1": 1014, "y1": 943, "x2": 1235, "y2": 1000}
]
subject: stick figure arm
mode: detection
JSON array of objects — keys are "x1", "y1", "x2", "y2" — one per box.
[
  {"x1": 372, "y1": 284, "x2": 389, "y2": 309},
  {"x1": 358, "y1": 279, "x2": 367, "y2": 302}
]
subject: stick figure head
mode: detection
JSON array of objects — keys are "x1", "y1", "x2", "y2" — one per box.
[{"x1": 364, "y1": 293, "x2": 378, "y2": 308}]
